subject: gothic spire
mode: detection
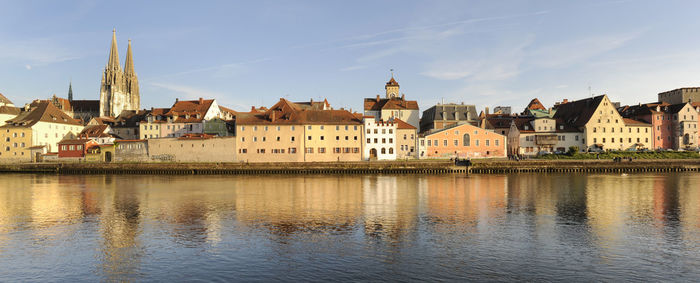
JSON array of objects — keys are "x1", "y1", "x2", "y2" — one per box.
[
  {"x1": 107, "y1": 29, "x2": 120, "y2": 70},
  {"x1": 68, "y1": 81, "x2": 73, "y2": 101},
  {"x1": 124, "y1": 39, "x2": 135, "y2": 75}
]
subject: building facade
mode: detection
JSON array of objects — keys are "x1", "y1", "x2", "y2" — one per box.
[
  {"x1": 419, "y1": 103, "x2": 478, "y2": 133},
  {"x1": 419, "y1": 123, "x2": 506, "y2": 159},
  {"x1": 507, "y1": 117, "x2": 584, "y2": 156},
  {"x1": 363, "y1": 116, "x2": 397, "y2": 160},
  {"x1": 394, "y1": 118, "x2": 417, "y2": 159},
  {"x1": 554, "y1": 95, "x2": 653, "y2": 151},
  {"x1": 147, "y1": 134, "x2": 237, "y2": 162},
  {"x1": 236, "y1": 99, "x2": 363, "y2": 163},
  {"x1": 658, "y1": 87, "x2": 700, "y2": 104}
]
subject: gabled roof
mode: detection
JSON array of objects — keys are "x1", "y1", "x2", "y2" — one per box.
[
  {"x1": 5, "y1": 101, "x2": 81, "y2": 127},
  {"x1": 666, "y1": 103, "x2": 690, "y2": 114},
  {"x1": 392, "y1": 118, "x2": 416, "y2": 130},
  {"x1": 0, "y1": 93, "x2": 13, "y2": 105},
  {"x1": 364, "y1": 97, "x2": 419, "y2": 111},
  {"x1": 483, "y1": 114, "x2": 517, "y2": 129},
  {"x1": 163, "y1": 99, "x2": 214, "y2": 123},
  {"x1": 552, "y1": 95, "x2": 605, "y2": 127},
  {"x1": 237, "y1": 98, "x2": 362, "y2": 125},
  {"x1": 525, "y1": 98, "x2": 546, "y2": 111},
  {"x1": 294, "y1": 99, "x2": 330, "y2": 110},
  {"x1": 0, "y1": 106, "x2": 20, "y2": 116},
  {"x1": 79, "y1": 125, "x2": 111, "y2": 138}
]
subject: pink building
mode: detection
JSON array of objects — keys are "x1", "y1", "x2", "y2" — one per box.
[{"x1": 419, "y1": 123, "x2": 506, "y2": 159}]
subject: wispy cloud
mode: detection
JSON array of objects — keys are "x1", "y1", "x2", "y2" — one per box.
[
  {"x1": 0, "y1": 37, "x2": 84, "y2": 67},
  {"x1": 339, "y1": 65, "x2": 366, "y2": 72},
  {"x1": 150, "y1": 82, "x2": 227, "y2": 100},
  {"x1": 145, "y1": 57, "x2": 271, "y2": 81},
  {"x1": 529, "y1": 31, "x2": 644, "y2": 68}
]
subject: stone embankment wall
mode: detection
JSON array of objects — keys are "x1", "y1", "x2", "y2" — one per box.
[{"x1": 0, "y1": 159, "x2": 699, "y2": 175}]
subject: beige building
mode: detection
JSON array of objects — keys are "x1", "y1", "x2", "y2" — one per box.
[
  {"x1": 508, "y1": 117, "x2": 584, "y2": 156},
  {"x1": 658, "y1": 87, "x2": 700, "y2": 104},
  {"x1": 395, "y1": 119, "x2": 417, "y2": 159},
  {"x1": 554, "y1": 95, "x2": 652, "y2": 151},
  {"x1": 147, "y1": 134, "x2": 236, "y2": 162},
  {"x1": 236, "y1": 99, "x2": 363, "y2": 163},
  {"x1": 0, "y1": 102, "x2": 82, "y2": 162},
  {"x1": 0, "y1": 93, "x2": 20, "y2": 127},
  {"x1": 364, "y1": 76, "x2": 420, "y2": 129}
]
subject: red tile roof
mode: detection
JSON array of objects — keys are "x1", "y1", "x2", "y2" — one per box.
[
  {"x1": 525, "y1": 98, "x2": 546, "y2": 111},
  {"x1": 393, "y1": 118, "x2": 416, "y2": 130},
  {"x1": 364, "y1": 97, "x2": 419, "y2": 111},
  {"x1": 623, "y1": 118, "x2": 651, "y2": 126},
  {"x1": 5, "y1": 101, "x2": 81, "y2": 127},
  {"x1": 237, "y1": 98, "x2": 362, "y2": 125}
]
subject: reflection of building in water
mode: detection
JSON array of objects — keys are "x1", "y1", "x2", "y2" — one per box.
[
  {"x1": 586, "y1": 175, "x2": 657, "y2": 245},
  {"x1": 425, "y1": 175, "x2": 507, "y2": 227},
  {"x1": 362, "y1": 175, "x2": 420, "y2": 242},
  {"x1": 676, "y1": 174, "x2": 700, "y2": 234},
  {"x1": 233, "y1": 176, "x2": 364, "y2": 238}
]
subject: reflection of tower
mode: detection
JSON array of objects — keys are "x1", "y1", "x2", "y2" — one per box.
[
  {"x1": 99, "y1": 182, "x2": 141, "y2": 281},
  {"x1": 362, "y1": 175, "x2": 420, "y2": 242}
]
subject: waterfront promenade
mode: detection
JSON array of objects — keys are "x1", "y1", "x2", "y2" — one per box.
[{"x1": 2, "y1": 159, "x2": 700, "y2": 175}]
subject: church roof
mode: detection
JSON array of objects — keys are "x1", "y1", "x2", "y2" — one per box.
[
  {"x1": 71, "y1": 100, "x2": 100, "y2": 112},
  {"x1": 107, "y1": 29, "x2": 121, "y2": 70}
]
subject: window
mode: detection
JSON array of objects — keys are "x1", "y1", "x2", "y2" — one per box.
[
  {"x1": 454, "y1": 139, "x2": 458, "y2": 146},
  {"x1": 318, "y1": 147, "x2": 326, "y2": 153},
  {"x1": 382, "y1": 129, "x2": 386, "y2": 134},
  {"x1": 336, "y1": 136, "x2": 340, "y2": 140},
  {"x1": 320, "y1": 136, "x2": 325, "y2": 140},
  {"x1": 389, "y1": 148, "x2": 394, "y2": 154},
  {"x1": 433, "y1": 139, "x2": 438, "y2": 146},
  {"x1": 354, "y1": 136, "x2": 357, "y2": 140},
  {"x1": 334, "y1": 147, "x2": 341, "y2": 153},
  {"x1": 336, "y1": 126, "x2": 340, "y2": 130},
  {"x1": 254, "y1": 137, "x2": 258, "y2": 142},
  {"x1": 308, "y1": 136, "x2": 312, "y2": 140},
  {"x1": 389, "y1": 129, "x2": 393, "y2": 134},
  {"x1": 308, "y1": 126, "x2": 312, "y2": 130},
  {"x1": 381, "y1": 148, "x2": 386, "y2": 154},
  {"x1": 277, "y1": 137, "x2": 280, "y2": 141},
  {"x1": 389, "y1": 138, "x2": 393, "y2": 143},
  {"x1": 290, "y1": 148, "x2": 297, "y2": 153},
  {"x1": 382, "y1": 138, "x2": 386, "y2": 144},
  {"x1": 475, "y1": 140, "x2": 479, "y2": 146},
  {"x1": 427, "y1": 140, "x2": 431, "y2": 146},
  {"x1": 463, "y1": 134, "x2": 470, "y2": 146},
  {"x1": 374, "y1": 138, "x2": 378, "y2": 143},
  {"x1": 306, "y1": 147, "x2": 314, "y2": 153},
  {"x1": 495, "y1": 140, "x2": 499, "y2": 146},
  {"x1": 486, "y1": 140, "x2": 490, "y2": 146},
  {"x1": 367, "y1": 129, "x2": 371, "y2": 134},
  {"x1": 374, "y1": 129, "x2": 378, "y2": 134},
  {"x1": 320, "y1": 126, "x2": 324, "y2": 130},
  {"x1": 443, "y1": 140, "x2": 447, "y2": 146},
  {"x1": 291, "y1": 136, "x2": 295, "y2": 142},
  {"x1": 367, "y1": 138, "x2": 371, "y2": 144},
  {"x1": 241, "y1": 126, "x2": 245, "y2": 131}
]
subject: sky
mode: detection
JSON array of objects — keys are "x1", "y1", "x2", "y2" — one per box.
[{"x1": 1, "y1": 0, "x2": 700, "y2": 113}]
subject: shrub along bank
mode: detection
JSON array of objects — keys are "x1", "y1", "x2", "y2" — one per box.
[{"x1": 538, "y1": 150, "x2": 700, "y2": 160}]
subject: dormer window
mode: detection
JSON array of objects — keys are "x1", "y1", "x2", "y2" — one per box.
[
  {"x1": 559, "y1": 125, "x2": 564, "y2": 130},
  {"x1": 524, "y1": 125, "x2": 529, "y2": 130}
]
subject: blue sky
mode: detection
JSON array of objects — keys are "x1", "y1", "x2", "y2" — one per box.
[{"x1": 1, "y1": 0, "x2": 700, "y2": 113}]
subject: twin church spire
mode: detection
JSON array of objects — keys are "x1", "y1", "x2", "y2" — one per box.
[{"x1": 100, "y1": 29, "x2": 140, "y2": 117}]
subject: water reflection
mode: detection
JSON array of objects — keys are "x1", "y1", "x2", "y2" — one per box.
[{"x1": 0, "y1": 173, "x2": 698, "y2": 281}]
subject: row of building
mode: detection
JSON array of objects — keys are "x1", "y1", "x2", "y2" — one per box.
[{"x1": 0, "y1": 30, "x2": 698, "y2": 163}]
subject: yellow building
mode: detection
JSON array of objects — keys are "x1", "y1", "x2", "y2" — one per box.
[
  {"x1": 394, "y1": 119, "x2": 417, "y2": 159},
  {"x1": 553, "y1": 95, "x2": 652, "y2": 151},
  {"x1": 0, "y1": 102, "x2": 82, "y2": 162},
  {"x1": 236, "y1": 99, "x2": 364, "y2": 162}
]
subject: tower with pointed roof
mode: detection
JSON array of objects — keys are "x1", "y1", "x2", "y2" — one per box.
[
  {"x1": 68, "y1": 81, "x2": 73, "y2": 102},
  {"x1": 99, "y1": 29, "x2": 140, "y2": 117},
  {"x1": 385, "y1": 75, "x2": 399, "y2": 99}
]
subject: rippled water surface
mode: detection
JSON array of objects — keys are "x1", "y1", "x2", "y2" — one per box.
[{"x1": 0, "y1": 173, "x2": 699, "y2": 281}]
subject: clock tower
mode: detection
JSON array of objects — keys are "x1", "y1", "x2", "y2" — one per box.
[{"x1": 385, "y1": 75, "x2": 399, "y2": 99}]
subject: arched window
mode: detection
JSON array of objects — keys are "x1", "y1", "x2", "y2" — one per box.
[
  {"x1": 381, "y1": 148, "x2": 386, "y2": 154},
  {"x1": 463, "y1": 133, "x2": 471, "y2": 146},
  {"x1": 389, "y1": 148, "x2": 394, "y2": 154}
]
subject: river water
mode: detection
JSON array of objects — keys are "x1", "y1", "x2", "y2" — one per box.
[{"x1": 0, "y1": 173, "x2": 698, "y2": 281}]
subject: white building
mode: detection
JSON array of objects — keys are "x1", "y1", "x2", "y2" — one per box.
[
  {"x1": 363, "y1": 116, "x2": 397, "y2": 160},
  {"x1": 508, "y1": 117, "x2": 584, "y2": 156}
]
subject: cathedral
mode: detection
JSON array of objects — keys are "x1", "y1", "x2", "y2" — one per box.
[{"x1": 99, "y1": 29, "x2": 140, "y2": 117}]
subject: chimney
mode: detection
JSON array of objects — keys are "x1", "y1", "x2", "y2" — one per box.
[
  {"x1": 485, "y1": 107, "x2": 490, "y2": 115},
  {"x1": 376, "y1": 95, "x2": 380, "y2": 102},
  {"x1": 176, "y1": 98, "x2": 179, "y2": 102},
  {"x1": 199, "y1": 97, "x2": 204, "y2": 104},
  {"x1": 271, "y1": 111, "x2": 276, "y2": 122},
  {"x1": 401, "y1": 94, "x2": 405, "y2": 100},
  {"x1": 310, "y1": 98, "x2": 313, "y2": 104}
]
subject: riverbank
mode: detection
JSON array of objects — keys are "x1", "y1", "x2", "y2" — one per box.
[{"x1": 1, "y1": 159, "x2": 700, "y2": 174}]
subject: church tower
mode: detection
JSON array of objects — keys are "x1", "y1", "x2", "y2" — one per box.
[
  {"x1": 385, "y1": 75, "x2": 399, "y2": 99},
  {"x1": 99, "y1": 29, "x2": 139, "y2": 117}
]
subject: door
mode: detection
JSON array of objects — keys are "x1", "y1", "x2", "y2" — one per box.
[
  {"x1": 105, "y1": 151, "x2": 112, "y2": 163},
  {"x1": 369, "y1": 148, "x2": 377, "y2": 159}
]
